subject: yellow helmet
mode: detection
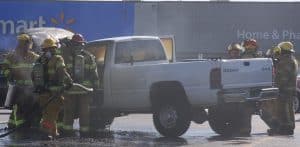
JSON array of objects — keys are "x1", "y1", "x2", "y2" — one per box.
[
  {"x1": 273, "y1": 46, "x2": 281, "y2": 54},
  {"x1": 17, "y1": 34, "x2": 31, "y2": 42},
  {"x1": 228, "y1": 43, "x2": 242, "y2": 51},
  {"x1": 266, "y1": 46, "x2": 281, "y2": 57},
  {"x1": 278, "y1": 41, "x2": 295, "y2": 53},
  {"x1": 41, "y1": 38, "x2": 57, "y2": 49}
]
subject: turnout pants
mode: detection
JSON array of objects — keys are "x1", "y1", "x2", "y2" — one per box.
[
  {"x1": 277, "y1": 93, "x2": 295, "y2": 130},
  {"x1": 8, "y1": 86, "x2": 40, "y2": 128},
  {"x1": 238, "y1": 103, "x2": 253, "y2": 134},
  {"x1": 260, "y1": 99, "x2": 280, "y2": 129},
  {"x1": 39, "y1": 92, "x2": 64, "y2": 136},
  {"x1": 63, "y1": 94, "x2": 90, "y2": 132}
]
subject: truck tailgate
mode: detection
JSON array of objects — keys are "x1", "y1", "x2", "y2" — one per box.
[{"x1": 221, "y1": 58, "x2": 273, "y2": 89}]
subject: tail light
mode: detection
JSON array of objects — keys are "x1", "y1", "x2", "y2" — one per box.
[{"x1": 210, "y1": 68, "x2": 222, "y2": 89}]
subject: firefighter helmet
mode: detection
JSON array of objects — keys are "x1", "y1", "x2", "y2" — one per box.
[
  {"x1": 72, "y1": 34, "x2": 86, "y2": 43},
  {"x1": 278, "y1": 41, "x2": 295, "y2": 53},
  {"x1": 41, "y1": 38, "x2": 57, "y2": 49},
  {"x1": 17, "y1": 34, "x2": 31, "y2": 41},
  {"x1": 273, "y1": 46, "x2": 281, "y2": 54},
  {"x1": 242, "y1": 39, "x2": 258, "y2": 50},
  {"x1": 266, "y1": 46, "x2": 281, "y2": 57},
  {"x1": 17, "y1": 34, "x2": 32, "y2": 43},
  {"x1": 228, "y1": 43, "x2": 242, "y2": 51}
]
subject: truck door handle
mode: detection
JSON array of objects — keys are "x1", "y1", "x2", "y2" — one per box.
[{"x1": 244, "y1": 62, "x2": 250, "y2": 66}]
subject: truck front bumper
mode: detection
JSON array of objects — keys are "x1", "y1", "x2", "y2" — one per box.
[{"x1": 219, "y1": 87, "x2": 279, "y2": 103}]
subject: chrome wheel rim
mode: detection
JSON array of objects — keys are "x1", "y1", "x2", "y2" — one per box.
[{"x1": 159, "y1": 105, "x2": 178, "y2": 129}]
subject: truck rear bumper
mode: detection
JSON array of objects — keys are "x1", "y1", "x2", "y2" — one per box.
[{"x1": 219, "y1": 87, "x2": 278, "y2": 103}]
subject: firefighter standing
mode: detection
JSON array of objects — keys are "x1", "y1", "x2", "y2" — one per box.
[
  {"x1": 33, "y1": 38, "x2": 72, "y2": 138},
  {"x1": 3, "y1": 34, "x2": 39, "y2": 129},
  {"x1": 226, "y1": 43, "x2": 252, "y2": 136},
  {"x1": 260, "y1": 46, "x2": 281, "y2": 133},
  {"x1": 59, "y1": 34, "x2": 99, "y2": 137},
  {"x1": 237, "y1": 39, "x2": 261, "y2": 135},
  {"x1": 270, "y1": 41, "x2": 298, "y2": 135}
]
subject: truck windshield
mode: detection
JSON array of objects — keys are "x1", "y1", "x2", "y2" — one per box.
[{"x1": 115, "y1": 40, "x2": 167, "y2": 64}]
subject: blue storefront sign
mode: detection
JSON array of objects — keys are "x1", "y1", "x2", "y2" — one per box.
[{"x1": 0, "y1": 1, "x2": 135, "y2": 51}]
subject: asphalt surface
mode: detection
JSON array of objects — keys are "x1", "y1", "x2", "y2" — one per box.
[{"x1": 0, "y1": 110, "x2": 300, "y2": 146}]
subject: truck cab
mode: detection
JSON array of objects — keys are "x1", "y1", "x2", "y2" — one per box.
[{"x1": 85, "y1": 36, "x2": 278, "y2": 137}]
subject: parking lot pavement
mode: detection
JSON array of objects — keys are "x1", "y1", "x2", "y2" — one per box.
[{"x1": 0, "y1": 111, "x2": 300, "y2": 146}]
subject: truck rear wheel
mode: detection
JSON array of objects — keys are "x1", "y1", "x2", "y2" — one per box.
[
  {"x1": 208, "y1": 104, "x2": 251, "y2": 136},
  {"x1": 153, "y1": 101, "x2": 191, "y2": 137}
]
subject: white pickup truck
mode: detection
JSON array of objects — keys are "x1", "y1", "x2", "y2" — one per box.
[{"x1": 85, "y1": 36, "x2": 278, "y2": 137}]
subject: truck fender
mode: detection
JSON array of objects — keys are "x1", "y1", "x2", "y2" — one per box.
[{"x1": 149, "y1": 81, "x2": 190, "y2": 110}]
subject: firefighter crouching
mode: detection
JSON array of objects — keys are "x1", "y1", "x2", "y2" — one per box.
[
  {"x1": 268, "y1": 41, "x2": 298, "y2": 135},
  {"x1": 3, "y1": 34, "x2": 40, "y2": 129},
  {"x1": 58, "y1": 34, "x2": 99, "y2": 137},
  {"x1": 32, "y1": 38, "x2": 73, "y2": 138}
]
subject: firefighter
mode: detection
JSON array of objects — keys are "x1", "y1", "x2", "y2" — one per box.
[
  {"x1": 268, "y1": 41, "x2": 298, "y2": 135},
  {"x1": 3, "y1": 34, "x2": 40, "y2": 129},
  {"x1": 225, "y1": 42, "x2": 252, "y2": 136},
  {"x1": 59, "y1": 34, "x2": 99, "y2": 137},
  {"x1": 227, "y1": 43, "x2": 242, "y2": 59},
  {"x1": 241, "y1": 39, "x2": 261, "y2": 58},
  {"x1": 237, "y1": 39, "x2": 262, "y2": 136},
  {"x1": 260, "y1": 46, "x2": 281, "y2": 133},
  {"x1": 34, "y1": 38, "x2": 72, "y2": 138},
  {"x1": 228, "y1": 42, "x2": 250, "y2": 136}
]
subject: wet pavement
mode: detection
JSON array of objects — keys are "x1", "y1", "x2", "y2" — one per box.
[{"x1": 0, "y1": 113, "x2": 300, "y2": 146}]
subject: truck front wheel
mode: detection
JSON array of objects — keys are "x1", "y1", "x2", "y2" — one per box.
[{"x1": 153, "y1": 101, "x2": 191, "y2": 137}]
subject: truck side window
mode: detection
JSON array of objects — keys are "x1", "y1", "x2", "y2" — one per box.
[
  {"x1": 115, "y1": 47, "x2": 131, "y2": 64},
  {"x1": 115, "y1": 40, "x2": 166, "y2": 64}
]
